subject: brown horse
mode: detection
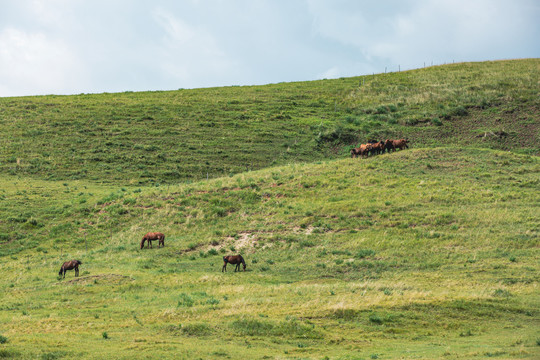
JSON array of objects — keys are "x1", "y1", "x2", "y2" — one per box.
[
  {"x1": 350, "y1": 144, "x2": 372, "y2": 158},
  {"x1": 391, "y1": 138, "x2": 409, "y2": 150},
  {"x1": 222, "y1": 255, "x2": 246, "y2": 272},
  {"x1": 59, "y1": 260, "x2": 82, "y2": 279},
  {"x1": 140, "y1": 232, "x2": 165, "y2": 249},
  {"x1": 370, "y1": 141, "x2": 385, "y2": 155}
]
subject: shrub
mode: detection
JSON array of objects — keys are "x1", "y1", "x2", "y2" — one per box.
[
  {"x1": 356, "y1": 249, "x2": 376, "y2": 259},
  {"x1": 299, "y1": 240, "x2": 315, "y2": 248},
  {"x1": 405, "y1": 118, "x2": 419, "y2": 125},
  {"x1": 0, "y1": 349, "x2": 20, "y2": 358},
  {"x1": 316, "y1": 125, "x2": 358, "y2": 145},
  {"x1": 177, "y1": 293, "x2": 194, "y2": 307},
  {"x1": 181, "y1": 323, "x2": 213, "y2": 336},
  {"x1": 431, "y1": 117, "x2": 443, "y2": 126},
  {"x1": 453, "y1": 105, "x2": 468, "y2": 116},
  {"x1": 375, "y1": 105, "x2": 389, "y2": 114},
  {"x1": 102, "y1": 332, "x2": 109, "y2": 339},
  {"x1": 206, "y1": 297, "x2": 220, "y2": 306},
  {"x1": 0, "y1": 334, "x2": 7, "y2": 344},
  {"x1": 369, "y1": 314, "x2": 383, "y2": 324},
  {"x1": 230, "y1": 318, "x2": 319, "y2": 338},
  {"x1": 333, "y1": 309, "x2": 360, "y2": 320}
]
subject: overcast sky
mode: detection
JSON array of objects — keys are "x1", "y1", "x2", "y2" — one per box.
[{"x1": 1, "y1": 0, "x2": 539, "y2": 97}]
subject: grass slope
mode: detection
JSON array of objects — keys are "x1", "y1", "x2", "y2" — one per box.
[
  {"x1": 0, "y1": 148, "x2": 539, "y2": 359},
  {"x1": 0, "y1": 59, "x2": 538, "y2": 185}
]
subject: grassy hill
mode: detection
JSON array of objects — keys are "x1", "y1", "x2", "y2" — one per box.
[
  {"x1": 0, "y1": 59, "x2": 538, "y2": 184},
  {"x1": 0, "y1": 59, "x2": 539, "y2": 359}
]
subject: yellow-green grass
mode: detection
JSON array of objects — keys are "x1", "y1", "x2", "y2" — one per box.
[{"x1": 1, "y1": 148, "x2": 538, "y2": 359}]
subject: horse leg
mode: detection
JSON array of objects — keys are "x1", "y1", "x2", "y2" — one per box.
[
  {"x1": 62, "y1": 269, "x2": 66, "y2": 279},
  {"x1": 75, "y1": 266, "x2": 79, "y2": 277},
  {"x1": 222, "y1": 262, "x2": 227, "y2": 272}
]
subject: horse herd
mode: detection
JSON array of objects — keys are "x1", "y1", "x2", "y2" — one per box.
[
  {"x1": 59, "y1": 140, "x2": 410, "y2": 278},
  {"x1": 351, "y1": 138, "x2": 409, "y2": 158},
  {"x1": 59, "y1": 232, "x2": 246, "y2": 279}
]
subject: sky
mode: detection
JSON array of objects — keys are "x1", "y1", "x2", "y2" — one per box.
[{"x1": 0, "y1": 0, "x2": 539, "y2": 97}]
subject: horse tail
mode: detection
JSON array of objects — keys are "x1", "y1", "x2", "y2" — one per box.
[{"x1": 77, "y1": 260, "x2": 82, "y2": 265}]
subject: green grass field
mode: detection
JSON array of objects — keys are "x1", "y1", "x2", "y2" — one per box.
[{"x1": 0, "y1": 59, "x2": 539, "y2": 359}]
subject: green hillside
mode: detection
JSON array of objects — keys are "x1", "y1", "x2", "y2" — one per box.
[
  {"x1": 0, "y1": 59, "x2": 538, "y2": 184},
  {"x1": 0, "y1": 60, "x2": 539, "y2": 359}
]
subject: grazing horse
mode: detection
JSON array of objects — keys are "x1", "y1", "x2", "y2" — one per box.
[
  {"x1": 222, "y1": 255, "x2": 246, "y2": 272},
  {"x1": 140, "y1": 232, "x2": 165, "y2": 249},
  {"x1": 351, "y1": 144, "x2": 372, "y2": 158},
  {"x1": 59, "y1": 260, "x2": 82, "y2": 279},
  {"x1": 384, "y1": 139, "x2": 395, "y2": 153},
  {"x1": 392, "y1": 139, "x2": 409, "y2": 150},
  {"x1": 370, "y1": 141, "x2": 385, "y2": 155}
]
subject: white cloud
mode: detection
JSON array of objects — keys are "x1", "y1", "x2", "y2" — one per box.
[
  {"x1": 0, "y1": 28, "x2": 84, "y2": 96},
  {"x1": 307, "y1": 0, "x2": 540, "y2": 71},
  {"x1": 0, "y1": 0, "x2": 538, "y2": 96},
  {"x1": 152, "y1": 7, "x2": 237, "y2": 88},
  {"x1": 318, "y1": 66, "x2": 341, "y2": 79}
]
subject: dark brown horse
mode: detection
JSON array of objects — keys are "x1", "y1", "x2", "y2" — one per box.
[
  {"x1": 222, "y1": 255, "x2": 246, "y2": 272},
  {"x1": 384, "y1": 139, "x2": 395, "y2": 153},
  {"x1": 59, "y1": 259, "x2": 82, "y2": 279},
  {"x1": 140, "y1": 232, "x2": 165, "y2": 249},
  {"x1": 350, "y1": 144, "x2": 372, "y2": 158}
]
